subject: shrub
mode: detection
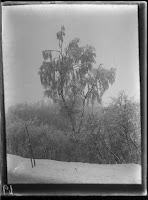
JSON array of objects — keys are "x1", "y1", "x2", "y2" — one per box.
[{"x1": 6, "y1": 96, "x2": 141, "y2": 164}]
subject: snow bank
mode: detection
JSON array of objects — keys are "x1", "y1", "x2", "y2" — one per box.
[{"x1": 7, "y1": 154, "x2": 141, "y2": 184}]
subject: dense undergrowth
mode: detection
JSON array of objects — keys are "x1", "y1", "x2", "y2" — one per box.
[{"x1": 6, "y1": 96, "x2": 141, "y2": 164}]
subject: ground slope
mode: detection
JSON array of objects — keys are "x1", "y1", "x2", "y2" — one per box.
[{"x1": 7, "y1": 154, "x2": 141, "y2": 184}]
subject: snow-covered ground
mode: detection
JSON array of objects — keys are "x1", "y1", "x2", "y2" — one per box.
[{"x1": 7, "y1": 154, "x2": 141, "y2": 184}]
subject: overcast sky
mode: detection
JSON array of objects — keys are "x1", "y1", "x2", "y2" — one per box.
[{"x1": 2, "y1": 4, "x2": 140, "y2": 110}]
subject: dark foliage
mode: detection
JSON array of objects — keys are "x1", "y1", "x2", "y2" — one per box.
[{"x1": 6, "y1": 93, "x2": 141, "y2": 164}]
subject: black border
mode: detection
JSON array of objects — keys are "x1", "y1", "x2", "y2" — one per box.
[
  {"x1": 138, "y1": 1, "x2": 147, "y2": 196},
  {"x1": 0, "y1": 1, "x2": 147, "y2": 197}
]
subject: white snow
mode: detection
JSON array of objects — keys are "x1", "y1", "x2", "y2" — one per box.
[{"x1": 7, "y1": 154, "x2": 141, "y2": 184}]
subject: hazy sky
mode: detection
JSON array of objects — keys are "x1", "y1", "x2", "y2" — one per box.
[{"x1": 2, "y1": 4, "x2": 140, "y2": 110}]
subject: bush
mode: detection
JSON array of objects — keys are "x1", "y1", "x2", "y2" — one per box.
[
  {"x1": 6, "y1": 95, "x2": 141, "y2": 164},
  {"x1": 6, "y1": 101, "x2": 71, "y2": 131}
]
